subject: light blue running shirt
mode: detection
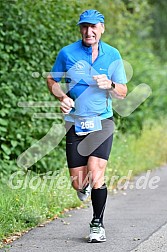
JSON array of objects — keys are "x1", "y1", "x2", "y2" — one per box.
[{"x1": 51, "y1": 40, "x2": 127, "y2": 122}]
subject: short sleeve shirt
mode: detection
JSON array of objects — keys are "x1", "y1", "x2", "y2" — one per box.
[{"x1": 51, "y1": 40, "x2": 127, "y2": 121}]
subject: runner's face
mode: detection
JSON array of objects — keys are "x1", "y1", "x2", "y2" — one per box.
[{"x1": 80, "y1": 23, "x2": 104, "y2": 47}]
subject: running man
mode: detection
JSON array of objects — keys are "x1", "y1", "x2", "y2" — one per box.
[{"x1": 47, "y1": 9, "x2": 127, "y2": 243}]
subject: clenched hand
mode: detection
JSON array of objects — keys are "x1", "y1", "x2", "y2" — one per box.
[
  {"x1": 60, "y1": 96, "x2": 75, "y2": 114},
  {"x1": 93, "y1": 74, "x2": 111, "y2": 89}
]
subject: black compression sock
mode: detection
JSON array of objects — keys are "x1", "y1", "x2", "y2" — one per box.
[{"x1": 91, "y1": 183, "x2": 107, "y2": 226}]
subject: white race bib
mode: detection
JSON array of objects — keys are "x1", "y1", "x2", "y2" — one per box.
[{"x1": 75, "y1": 116, "x2": 102, "y2": 136}]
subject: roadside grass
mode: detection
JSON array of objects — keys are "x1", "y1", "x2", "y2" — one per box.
[
  {"x1": 0, "y1": 168, "x2": 81, "y2": 248},
  {"x1": 106, "y1": 119, "x2": 167, "y2": 187},
  {"x1": 0, "y1": 119, "x2": 167, "y2": 248}
]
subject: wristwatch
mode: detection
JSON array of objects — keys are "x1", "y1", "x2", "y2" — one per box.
[
  {"x1": 111, "y1": 81, "x2": 115, "y2": 88},
  {"x1": 109, "y1": 81, "x2": 115, "y2": 90}
]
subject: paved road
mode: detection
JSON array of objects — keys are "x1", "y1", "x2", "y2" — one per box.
[{"x1": 1, "y1": 165, "x2": 167, "y2": 252}]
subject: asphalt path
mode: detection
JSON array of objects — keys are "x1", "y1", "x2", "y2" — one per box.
[{"x1": 1, "y1": 165, "x2": 167, "y2": 252}]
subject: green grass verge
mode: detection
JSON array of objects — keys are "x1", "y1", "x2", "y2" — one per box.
[
  {"x1": 0, "y1": 168, "x2": 81, "y2": 247},
  {"x1": 0, "y1": 119, "x2": 167, "y2": 247},
  {"x1": 106, "y1": 118, "x2": 167, "y2": 186}
]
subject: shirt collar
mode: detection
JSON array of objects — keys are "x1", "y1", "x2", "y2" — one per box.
[{"x1": 81, "y1": 40, "x2": 104, "y2": 56}]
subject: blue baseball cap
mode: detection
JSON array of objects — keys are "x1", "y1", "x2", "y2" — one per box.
[{"x1": 77, "y1": 9, "x2": 104, "y2": 25}]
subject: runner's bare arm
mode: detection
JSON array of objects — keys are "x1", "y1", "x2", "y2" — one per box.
[
  {"x1": 93, "y1": 74, "x2": 127, "y2": 99},
  {"x1": 47, "y1": 74, "x2": 74, "y2": 113}
]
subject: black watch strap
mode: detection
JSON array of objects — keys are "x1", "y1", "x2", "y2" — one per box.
[
  {"x1": 111, "y1": 81, "x2": 115, "y2": 89},
  {"x1": 108, "y1": 81, "x2": 115, "y2": 91}
]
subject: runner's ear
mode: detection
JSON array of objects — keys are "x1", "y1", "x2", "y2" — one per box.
[{"x1": 101, "y1": 23, "x2": 105, "y2": 34}]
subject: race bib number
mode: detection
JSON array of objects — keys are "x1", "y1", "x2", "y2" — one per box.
[{"x1": 75, "y1": 116, "x2": 102, "y2": 136}]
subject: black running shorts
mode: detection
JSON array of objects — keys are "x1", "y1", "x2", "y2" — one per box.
[{"x1": 65, "y1": 117, "x2": 114, "y2": 168}]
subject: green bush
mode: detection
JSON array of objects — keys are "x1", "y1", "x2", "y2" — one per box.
[
  {"x1": 0, "y1": 0, "x2": 166, "y2": 177},
  {"x1": 0, "y1": 0, "x2": 83, "y2": 176}
]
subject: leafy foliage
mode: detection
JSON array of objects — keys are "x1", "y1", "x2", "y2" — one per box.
[
  {"x1": 0, "y1": 0, "x2": 83, "y2": 176},
  {"x1": 0, "y1": 0, "x2": 166, "y2": 177},
  {"x1": 148, "y1": 0, "x2": 167, "y2": 60}
]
